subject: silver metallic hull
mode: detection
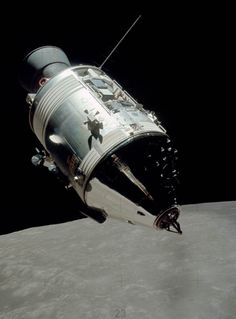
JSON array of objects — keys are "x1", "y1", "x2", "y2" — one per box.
[{"x1": 20, "y1": 47, "x2": 181, "y2": 233}]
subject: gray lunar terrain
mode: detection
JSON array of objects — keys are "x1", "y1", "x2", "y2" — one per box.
[{"x1": 0, "y1": 202, "x2": 236, "y2": 319}]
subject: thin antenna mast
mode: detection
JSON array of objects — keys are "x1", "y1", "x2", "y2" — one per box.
[{"x1": 99, "y1": 15, "x2": 142, "y2": 69}]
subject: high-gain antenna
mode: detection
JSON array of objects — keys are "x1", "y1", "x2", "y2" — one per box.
[{"x1": 99, "y1": 15, "x2": 142, "y2": 69}]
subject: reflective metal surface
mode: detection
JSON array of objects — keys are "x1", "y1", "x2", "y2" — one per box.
[{"x1": 20, "y1": 47, "x2": 181, "y2": 233}]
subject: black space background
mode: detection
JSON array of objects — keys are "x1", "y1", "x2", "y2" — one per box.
[{"x1": 1, "y1": 4, "x2": 235, "y2": 234}]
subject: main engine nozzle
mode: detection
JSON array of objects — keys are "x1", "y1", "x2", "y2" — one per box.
[{"x1": 19, "y1": 46, "x2": 71, "y2": 93}]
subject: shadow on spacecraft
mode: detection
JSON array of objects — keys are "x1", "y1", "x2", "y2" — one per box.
[{"x1": 19, "y1": 43, "x2": 182, "y2": 234}]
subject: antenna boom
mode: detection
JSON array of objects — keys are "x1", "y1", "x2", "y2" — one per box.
[{"x1": 99, "y1": 15, "x2": 141, "y2": 69}]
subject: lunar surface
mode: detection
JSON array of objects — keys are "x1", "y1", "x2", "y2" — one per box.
[{"x1": 0, "y1": 201, "x2": 236, "y2": 319}]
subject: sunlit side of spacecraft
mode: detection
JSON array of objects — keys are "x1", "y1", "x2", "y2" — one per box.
[{"x1": 19, "y1": 45, "x2": 182, "y2": 234}]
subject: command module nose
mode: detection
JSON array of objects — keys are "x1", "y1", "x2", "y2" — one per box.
[{"x1": 19, "y1": 46, "x2": 182, "y2": 234}]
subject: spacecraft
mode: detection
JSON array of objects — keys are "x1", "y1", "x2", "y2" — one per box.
[{"x1": 19, "y1": 45, "x2": 182, "y2": 234}]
